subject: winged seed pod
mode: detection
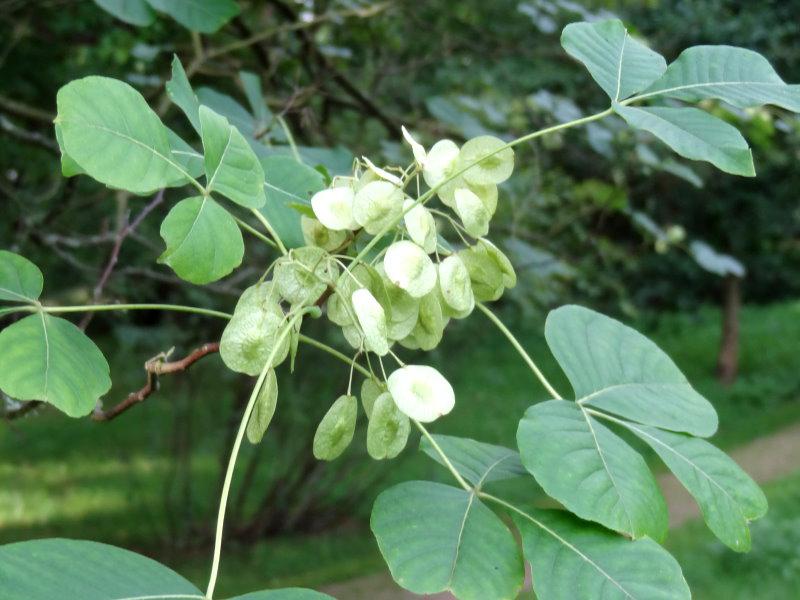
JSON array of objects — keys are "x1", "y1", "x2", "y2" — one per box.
[
  {"x1": 246, "y1": 368, "x2": 278, "y2": 444},
  {"x1": 457, "y1": 135, "x2": 515, "y2": 185},
  {"x1": 378, "y1": 268, "x2": 420, "y2": 341},
  {"x1": 313, "y1": 394, "x2": 358, "y2": 461},
  {"x1": 351, "y1": 288, "x2": 390, "y2": 356},
  {"x1": 387, "y1": 365, "x2": 455, "y2": 423},
  {"x1": 383, "y1": 240, "x2": 437, "y2": 298},
  {"x1": 454, "y1": 187, "x2": 491, "y2": 237},
  {"x1": 403, "y1": 199, "x2": 437, "y2": 254},
  {"x1": 366, "y1": 392, "x2": 411, "y2": 459},
  {"x1": 360, "y1": 376, "x2": 385, "y2": 419},
  {"x1": 438, "y1": 255, "x2": 475, "y2": 314},
  {"x1": 220, "y1": 308, "x2": 289, "y2": 376},
  {"x1": 311, "y1": 186, "x2": 359, "y2": 230},
  {"x1": 301, "y1": 216, "x2": 348, "y2": 251},
  {"x1": 274, "y1": 246, "x2": 338, "y2": 305},
  {"x1": 401, "y1": 126, "x2": 427, "y2": 165},
  {"x1": 353, "y1": 180, "x2": 404, "y2": 235},
  {"x1": 399, "y1": 290, "x2": 447, "y2": 351},
  {"x1": 457, "y1": 240, "x2": 516, "y2": 302}
]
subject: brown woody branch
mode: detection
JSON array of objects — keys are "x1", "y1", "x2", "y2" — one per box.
[{"x1": 91, "y1": 342, "x2": 220, "y2": 422}]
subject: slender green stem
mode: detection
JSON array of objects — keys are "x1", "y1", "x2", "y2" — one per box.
[
  {"x1": 349, "y1": 108, "x2": 614, "y2": 271},
  {"x1": 297, "y1": 334, "x2": 372, "y2": 379},
  {"x1": 277, "y1": 115, "x2": 302, "y2": 163},
  {"x1": 250, "y1": 208, "x2": 288, "y2": 255},
  {"x1": 476, "y1": 303, "x2": 562, "y2": 400},
  {"x1": 37, "y1": 303, "x2": 231, "y2": 320},
  {"x1": 235, "y1": 216, "x2": 277, "y2": 248},
  {"x1": 0, "y1": 305, "x2": 32, "y2": 317},
  {"x1": 414, "y1": 420, "x2": 472, "y2": 492},
  {"x1": 205, "y1": 308, "x2": 311, "y2": 599}
]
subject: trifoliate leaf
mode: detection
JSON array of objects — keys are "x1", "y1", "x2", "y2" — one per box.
[
  {"x1": 367, "y1": 392, "x2": 410, "y2": 459},
  {"x1": 274, "y1": 246, "x2": 338, "y2": 306},
  {"x1": 311, "y1": 186, "x2": 359, "y2": 231},
  {"x1": 454, "y1": 188, "x2": 491, "y2": 237},
  {"x1": 383, "y1": 240, "x2": 437, "y2": 298},
  {"x1": 457, "y1": 136, "x2": 514, "y2": 185},
  {"x1": 313, "y1": 394, "x2": 357, "y2": 461},
  {"x1": 351, "y1": 288, "x2": 390, "y2": 356},
  {"x1": 403, "y1": 199, "x2": 437, "y2": 254},
  {"x1": 361, "y1": 377, "x2": 385, "y2": 419},
  {"x1": 353, "y1": 181, "x2": 404, "y2": 235},
  {"x1": 438, "y1": 255, "x2": 474, "y2": 314},
  {"x1": 246, "y1": 368, "x2": 278, "y2": 444},
  {"x1": 301, "y1": 216, "x2": 348, "y2": 251},
  {"x1": 387, "y1": 365, "x2": 455, "y2": 423}
]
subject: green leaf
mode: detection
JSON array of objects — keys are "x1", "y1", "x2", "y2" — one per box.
[
  {"x1": 197, "y1": 87, "x2": 257, "y2": 137},
  {"x1": 167, "y1": 127, "x2": 204, "y2": 179},
  {"x1": 420, "y1": 435, "x2": 526, "y2": 487},
  {"x1": 94, "y1": 0, "x2": 156, "y2": 26},
  {"x1": 0, "y1": 251, "x2": 43, "y2": 302},
  {"x1": 371, "y1": 481, "x2": 524, "y2": 600},
  {"x1": 545, "y1": 304, "x2": 718, "y2": 437},
  {"x1": 512, "y1": 509, "x2": 690, "y2": 600},
  {"x1": 240, "y1": 71, "x2": 273, "y2": 126},
  {"x1": 158, "y1": 196, "x2": 244, "y2": 284},
  {"x1": 613, "y1": 104, "x2": 755, "y2": 176},
  {"x1": 517, "y1": 400, "x2": 668, "y2": 540},
  {"x1": 56, "y1": 76, "x2": 191, "y2": 194},
  {"x1": 0, "y1": 314, "x2": 111, "y2": 417},
  {"x1": 247, "y1": 368, "x2": 278, "y2": 444},
  {"x1": 641, "y1": 45, "x2": 800, "y2": 111},
  {"x1": 625, "y1": 422, "x2": 767, "y2": 552},
  {"x1": 260, "y1": 156, "x2": 327, "y2": 249},
  {"x1": 200, "y1": 105, "x2": 266, "y2": 208},
  {"x1": 0, "y1": 539, "x2": 202, "y2": 600},
  {"x1": 166, "y1": 55, "x2": 201, "y2": 134},
  {"x1": 561, "y1": 19, "x2": 667, "y2": 101},
  {"x1": 313, "y1": 394, "x2": 357, "y2": 461},
  {"x1": 227, "y1": 591, "x2": 334, "y2": 600},
  {"x1": 54, "y1": 122, "x2": 85, "y2": 177},
  {"x1": 144, "y1": 0, "x2": 239, "y2": 33}
]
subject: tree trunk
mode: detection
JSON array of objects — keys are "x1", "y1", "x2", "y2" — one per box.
[{"x1": 716, "y1": 276, "x2": 741, "y2": 385}]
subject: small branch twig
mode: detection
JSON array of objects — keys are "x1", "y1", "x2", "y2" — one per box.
[{"x1": 91, "y1": 342, "x2": 220, "y2": 422}]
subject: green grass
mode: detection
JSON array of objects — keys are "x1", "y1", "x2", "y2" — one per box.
[
  {"x1": 667, "y1": 470, "x2": 800, "y2": 600},
  {"x1": 1, "y1": 301, "x2": 799, "y2": 595}
]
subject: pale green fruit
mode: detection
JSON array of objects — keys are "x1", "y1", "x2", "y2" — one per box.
[
  {"x1": 301, "y1": 216, "x2": 348, "y2": 251},
  {"x1": 457, "y1": 135, "x2": 515, "y2": 185},
  {"x1": 439, "y1": 179, "x2": 498, "y2": 212},
  {"x1": 234, "y1": 280, "x2": 283, "y2": 316},
  {"x1": 481, "y1": 239, "x2": 516, "y2": 288},
  {"x1": 399, "y1": 290, "x2": 445, "y2": 351},
  {"x1": 380, "y1": 271, "x2": 420, "y2": 341},
  {"x1": 361, "y1": 377, "x2": 385, "y2": 419},
  {"x1": 458, "y1": 243, "x2": 504, "y2": 302},
  {"x1": 438, "y1": 255, "x2": 475, "y2": 314},
  {"x1": 311, "y1": 186, "x2": 359, "y2": 230},
  {"x1": 246, "y1": 368, "x2": 278, "y2": 444},
  {"x1": 342, "y1": 323, "x2": 364, "y2": 349},
  {"x1": 454, "y1": 188, "x2": 491, "y2": 238},
  {"x1": 403, "y1": 199, "x2": 437, "y2": 254},
  {"x1": 666, "y1": 224, "x2": 686, "y2": 243},
  {"x1": 351, "y1": 288, "x2": 390, "y2": 356},
  {"x1": 402, "y1": 126, "x2": 427, "y2": 165},
  {"x1": 328, "y1": 264, "x2": 391, "y2": 328},
  {"x1": 353, "y1": 180, "x2": 404, "y2": 235},
  {"x1": 220, "y1": 309, "x2": 290, "y2": 376},
  {"x1": 383, "y1": 240, "x2": 437, "y2": 298},
  {"x1": 422, "y1": 139, "x2": 459, "y2": 189},
  {"x1": 274, "y1": 246, "x2": 338, "y2": 305},
  {"x1": 367, "y1": 392, "x2": 410, "y2": 460},
  {"x1": 313, "y1": 394, "x2": 357, "y2": 461},
  {"x1": 387, "y1": 364, "x2": 455, "y2": 423}
]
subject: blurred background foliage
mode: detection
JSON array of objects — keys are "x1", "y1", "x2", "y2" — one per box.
[{"x1": 1, "y1": 0, "x2": 799, "y2": 597}]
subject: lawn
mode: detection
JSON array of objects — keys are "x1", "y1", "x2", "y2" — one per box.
[{"x1": 1, "y1": 300, "x2": 799, "y2": 596}]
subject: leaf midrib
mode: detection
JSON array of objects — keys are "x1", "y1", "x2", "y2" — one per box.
[
  {"x1": 446, "y1": 491, "x2": 475, "y2": 591},
  {"x1": 636, "y1": 79, "x2": 796, "y2": 102}
]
